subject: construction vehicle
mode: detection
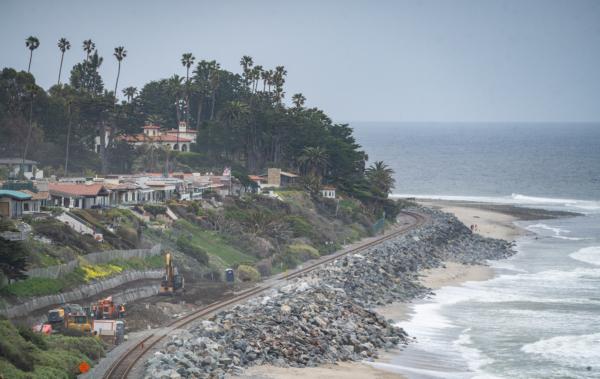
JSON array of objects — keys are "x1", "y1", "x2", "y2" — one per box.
[
  {"x1": 159, "y1": 251, "x2": 184, "y2": 294},
  {"x1": 64, "y1": 312, "x2": 92, "y2": 333},
  {"x1": 94, "y1": 296, "x2": 125, "y2": 319},
  {"x1": 46, "y1": 303, "x2": 85, "y2": 331}
]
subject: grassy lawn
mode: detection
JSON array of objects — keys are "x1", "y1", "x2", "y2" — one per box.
[{"x1": 174, "y1": 220, "x2": 256, "y2": 266}]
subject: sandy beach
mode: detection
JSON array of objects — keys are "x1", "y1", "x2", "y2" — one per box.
[{"x1": 235, "y1": 201, "x2": 526, "y2": 379}]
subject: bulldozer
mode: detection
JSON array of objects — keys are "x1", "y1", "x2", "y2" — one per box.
[
  {"x1": 159, "y1": 251, "x2": 184, "y2": 295},
  {"x1": 46, "y1": 303, "x2": 85, "y2": 331},
  {"x1": 64, "y1": 312, "x2": 92, "y2": 334}
]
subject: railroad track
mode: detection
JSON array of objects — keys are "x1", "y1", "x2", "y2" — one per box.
[{"x1": 103, "y1": 210, "x2": 427, "y2": 379}]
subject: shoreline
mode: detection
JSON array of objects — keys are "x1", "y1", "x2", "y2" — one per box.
[{"x1": 236, "y1": 200, "x2": 531, "y2": 379}]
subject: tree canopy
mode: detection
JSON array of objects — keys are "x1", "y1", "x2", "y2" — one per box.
[{"x1": 0, "y1": 49, "x2": 398, "y2": 217}]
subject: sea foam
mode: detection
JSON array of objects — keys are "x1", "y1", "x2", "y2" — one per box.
[
  {"x1": 390, "y1": 193, "x2": 600, "y2": 213},
  {"x1": 521, "y1": 333, "x2": 600, "y2": 367},
  {"x1": 570, "y1": 246, "x2": 600, "y2": 266}
]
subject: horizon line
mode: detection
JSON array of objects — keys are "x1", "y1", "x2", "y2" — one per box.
[{"x1": 342, "y1": 120, "x2": 600, "y2": 124}]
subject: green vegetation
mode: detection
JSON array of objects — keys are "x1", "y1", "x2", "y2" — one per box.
[
  {"x1": 0, "y1": 237, "x2": 28, "y2": 282},
  {"x1": 0, "y1": 254, "x2": 163, "y2": 298},
  {"x1": 0, "y1": 277, "x2": 63, "y2": 297},
  {"x1": 0, "y1": 318, "x2": 104, "y2": 378},
  {"x1": 236, "y1": 265, "x2": 260, "y2": 282},
  {"x1": 176, "y1": 235, "x2": 209, "y2": 265},
  {"x1": 287, "y1": 243, "x2": 320, "y2": 261},
  {"x1": 172, "y1": 219, "x2": 256, "y2": 266},
  {"x1": 1, "y1": 47, "x2": 396, "y2": 214}
]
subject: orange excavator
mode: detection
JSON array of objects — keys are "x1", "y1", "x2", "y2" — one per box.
[{"x1": 159, "y1": 251, "x2": 184, "y2": 295}]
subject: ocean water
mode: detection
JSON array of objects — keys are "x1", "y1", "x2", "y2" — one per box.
[{"x1": 352, "y1": 123, "x2": 600, "y2": 379}]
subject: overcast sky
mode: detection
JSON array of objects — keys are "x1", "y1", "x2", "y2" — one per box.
[{"x1": 2, "y1": 0, "x2": 600, "y2": 122}]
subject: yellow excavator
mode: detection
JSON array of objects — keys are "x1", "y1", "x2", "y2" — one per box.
[{"x1": 159, "y1": 251, "x2": 184, "y2": 295}]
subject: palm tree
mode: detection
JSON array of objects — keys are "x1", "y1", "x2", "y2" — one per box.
[
  {"x1": 113, "y1": 46, "x2": 127, "y2": 97},
  {"x1": 365, "y1": 161, "x2": 396, "y2": 197},
  {"x1": 122, "y1": 86, "x2": 137, "y2": 103},
  {"x1": 251, "y1": 65, "x2": 263, "y2": 93},
  {"x1": 292, "y1": 93, "x2": 306, "y2": 109},
  {"x1": 83, "y1": 39, "x2": 95, "y2": 61},
  {"x1": 57, "y1": 38, "x2": 71, "y2": 85},
  {"x1": 209, "y1": 67, "x2": 220, "y2": 120},
  {"x1": 146, "y1": 114, "x2": 165, "y2": 126},
  {"x1": 181, "y1": 53, "x2": 195, "y2": 83},
  {"x1": 181, "y1": 53, "x2": 195, "y2": 126},
  {"x1": 273, "y1": 65, "x2": 287, "y2": 103},
  {"x1": 260, "y1": 69, "x2": 271, "y2": 92},
  {"x1": 240, "y1": 55, "x2": 253, "y2": 86},
  {"x1": 220, "y1": 100, "x2": 250, "y2": 125},
  {"x1": 25, "y1": 36, "x2": 40, "y2": 73},
  {"x1": 298, "y1": 146, "x2": 328, "y2": 177},
  {"x1": 168, "y1": 75, "x2": 185, "y2": 122}
]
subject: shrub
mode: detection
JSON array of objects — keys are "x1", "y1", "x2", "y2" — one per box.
[
  {"x1": 237, "y1": 265, "x2": 260, "y2": 282},
  {"x1": 255, "y1": 259, "x2": 272, "y2": 277},
  {"x1": 46, "y1": 335, "x2": 105, "y2": 361},
  {"x1": 116, "y1": 225, "x2": 139, "y2": 247},
  {"x1": 287, "y1": 243, "x2": 320, "y2": 261},
  {"x1": 0, "y1": 219, "x2": 17, "y2": 232},
  {"x1": 0, "y1": 320, "x2": 35, "y2": 372},
  {"x1": 79, "y1": 263, "x2": 123, "y2": 282},
  {"x1": 17, "y1": 325, "x2": 47, "y2": 350},
  {"x1": 144, "y1": 205, "x2": 166, "y2": 217},
  {"x1": 285, "y1": 215, "x2": 315, "y2": 238}
]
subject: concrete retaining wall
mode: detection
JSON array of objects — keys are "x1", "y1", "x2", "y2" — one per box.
[
  {"x1": 0, "y1": 270, "x2": 163, "y2": 318},
  {"x1": 25, "y1": 244, "x2": 162, "y2": 279}
]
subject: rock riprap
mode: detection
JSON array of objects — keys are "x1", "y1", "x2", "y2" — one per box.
[{"x1": 145, "y1": 207, "x2": 515, "y2": 378}]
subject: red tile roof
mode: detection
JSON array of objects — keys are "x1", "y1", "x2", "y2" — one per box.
[
  {"x1": 21, "y1": 190, "x2": 50, "y2": 200},
  {"x1": 143, "y1": 124, "x2": 161, "y2": 129},
  {"x1": 48, "y1": 183, "x2": 109, "y2": 197}
]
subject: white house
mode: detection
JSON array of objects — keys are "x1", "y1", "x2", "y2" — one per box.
[
  {"x1": 117, "y1": 122, "x2": 195, "y2": 152},
  {"x1": 320, "y1": 186, "x2": 336, "y2": 199},
  {"x1": 0, "y1": 158, "x2": 44, "y2": 180},
  {"x1": 48, "y1": 182, "x2": 110, "y2": 209}
]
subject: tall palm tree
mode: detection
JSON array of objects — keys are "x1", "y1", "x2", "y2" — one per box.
[
  {"x1": 365, "y1": 161, "x2": 396, "y2": 197},
  {"x1": 181, "y1": 53, "x2": 195, "y2": 127},
  {"x1": 209, "y1": 67, "x2": 220, "y2": 120},
  {"x1": 83, "y1": 39, "x2": 95, "y2": 61},
  {"x1": 25, "y1": 36, "x2": 40, "y2": 73},
  {"x1": 298, "y1": 146, "x2": 328, "y2": 177},
  {"x1": 273, "y1": 65, "x2": 287, "y2": 103},
  {"x1": 64, "y1": 99, "x2": 73, "y2": 176},
  {"x1": 292, "y1": 93, "x2": 306, "y2": 109},
  {"x1": 122, "y1": 86, "x2": 137, "y2": 103},
  {"x1": 260, "y1": 69, "x2": 271, "y2": 92},
  {"x1": 113, "y1": 46, "x2": 127, "y2": 97},
  {"x1": 251, "y1": 65, "x2": 263, "y2": 93},
  {"x1": 181, "y1": 53, "x2": 195, "y2": 83},
  {"x1": 240, "y1": 55, "x2": 253, "y2": 86},
  {"x1": 57, "y1": 37, "x2": 71, "y2": 85}
]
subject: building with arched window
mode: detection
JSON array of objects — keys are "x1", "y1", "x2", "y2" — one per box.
[{"x1": 115, "y1": 122, "x2": 195, "y2": 152}]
